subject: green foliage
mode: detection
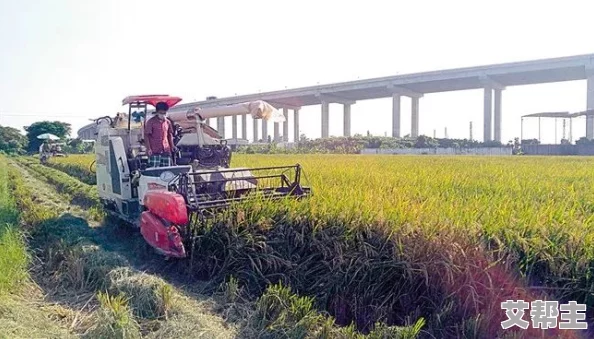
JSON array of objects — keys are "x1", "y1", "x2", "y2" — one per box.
[
  {"x1": 575, "y1": 136, "x2": 594, "y2": 145},
  {"x1": 521, "y1": 138, "x2": 540, "y2": 145},
  {"x1": 23, "y1": 120, "x2": 71, "y2": 152},
  {"x1": 0, "y1": 159, "x2": 29, "y2": 294},
  {"x1": 62, "y1": 138, "x2": 95, "y2": 154},
  {"x1": 0, "y1": 225, "x2": 30, "y2": 294},
  {"x1": 235, "y1": 135, "x2": 504, "y2": 154},
  {"x1": 0, "y1": 125, "x2": 27, "y2": 154}
]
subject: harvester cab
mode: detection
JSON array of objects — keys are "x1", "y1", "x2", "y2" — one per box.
[{"x1": 94, "y1": 94, "x2": 311, "y2": 258}]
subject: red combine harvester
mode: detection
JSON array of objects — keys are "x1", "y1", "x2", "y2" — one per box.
[{"x1": 94, "y1": 95, "x2": 311, "y2": 258}]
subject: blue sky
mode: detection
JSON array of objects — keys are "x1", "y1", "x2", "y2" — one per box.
[{"x1": 0, "y1": 0, "x2": 592, "y2": 143}]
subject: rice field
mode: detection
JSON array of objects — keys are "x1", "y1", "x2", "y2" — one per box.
[{"x1": 45, "y1": 153, "x2": 594, "y2": 338}]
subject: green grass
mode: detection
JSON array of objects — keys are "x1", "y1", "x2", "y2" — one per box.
[
  {"x1": 0, "y1": 157, "x2": 29, "y2": 295},
  {"x1": 0, "y1": 156, "x2": 75, "y2": 337}
]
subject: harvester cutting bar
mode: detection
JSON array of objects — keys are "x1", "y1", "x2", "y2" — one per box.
[{"x1": 173, "y1": 164, "x2": 311, "y2": 213}]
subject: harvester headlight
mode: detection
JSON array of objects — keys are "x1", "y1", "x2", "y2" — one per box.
[{"x1": 159, "y1": 171, "x2": 175, "y2": 182}]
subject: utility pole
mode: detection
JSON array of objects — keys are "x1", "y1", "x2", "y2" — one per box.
[
  {"x1": 433, "y1": 129, "x2": 436, "y2": 138},
  {"x1": 444, "y1": 127, "x2": 448, "y2": 139},
  {"x1": 469, "y1": 121, "x2": 473, "y2": 141}
]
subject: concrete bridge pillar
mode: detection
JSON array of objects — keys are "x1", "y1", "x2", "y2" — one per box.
[
  {"x1": 494, "y1": 89, "x2": 502, "y2": 142},
  {"x1": 587, "y1": 67, "x2": 594, "y2": 139},
  {"x1": 274, "y1": 121, "x2": 280, "y2": 142},
  {"x1": 483, "y1": 87, "x2": 493, "y2": 142},
  {"x1": 392, "y1": 94, "x2": 401, "y2": 138},
  {"x1": 479, "y1": 76, "x2": 505, "y2": 142},
  {"x1": 217, "y1": 117, "x2": 225, "y2": 138},
  {"x1": 343, "y1": 104, "x2": 351, "y2": 137},
  {"x1": 411, "y1": 97, "x2": 419, "y2": 138},
  {"x1": 252, "y1": 118, "x2": 259, "y2": 142},
  {"x1": 283, "y1": 108, "x2": 289, "y2": 142},
  {"x1": 241, "y1": 114, "x2": 247, "y2": 140},
  {"x1": 294, "y1": 109, "x2": 300, "y2": 142},
  {"x1": 321, "y1": 101, "x2": 329, "y2": 138},
  {"x1": 231, "y1": 115, "x2": 238, "y2": 140},
  {"x1": 262, "y1": 120, "x2": 268, "y2": 142}
]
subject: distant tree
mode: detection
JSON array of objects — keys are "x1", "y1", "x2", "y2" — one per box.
[
  {"x1": 511, "y1": 137, "x2": 522, "y2": 155},
  {"x1": 521, "y1": 138, "x2": 540, "y2": 145},
  {"x1": 0, "y1": 125, "x2": 27, "y2": 154},
  {"x1": 575, "y1": 137, "x2": 594, "y2": 145},
  {"x1": 24, "y1": 121, "x2": 71, "y2": 152},
  {"x1": 414, "y1": 135, "x2": 438, "y2": 148},
  {"x1": 62, "y1": 138, "x2": 94, "y2": 154}
]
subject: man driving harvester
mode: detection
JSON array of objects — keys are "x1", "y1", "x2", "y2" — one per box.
[{"x1": 144, "y1": 101, "x2": 176, "y2": 167}]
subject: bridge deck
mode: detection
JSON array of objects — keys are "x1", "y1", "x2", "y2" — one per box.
[{"x1": 170, "y1": 53, "x2": 594, "y2": 110}]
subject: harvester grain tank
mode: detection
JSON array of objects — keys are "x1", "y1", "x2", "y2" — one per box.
[{"x1": 95, "y1": 95, "x2": 311, "y2": 258}]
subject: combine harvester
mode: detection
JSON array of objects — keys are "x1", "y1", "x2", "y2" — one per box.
[{"x1": 94, "y1": 95, "x2": 311, "y2": 258}]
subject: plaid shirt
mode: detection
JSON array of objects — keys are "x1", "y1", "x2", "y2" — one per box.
[{"x1": 144, "y1": 116, "x2": 173, "y2": 154}]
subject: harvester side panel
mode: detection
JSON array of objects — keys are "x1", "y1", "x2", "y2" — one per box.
[
  {"x1": 109, "y1": 140, "x2": 122, "y2": 195},
  {"x1": 95, "y1": 126, "x2": 138, "y2": 220}
]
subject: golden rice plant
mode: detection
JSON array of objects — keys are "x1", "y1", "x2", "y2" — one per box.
[
  {"x1": 49, "y1": 154, "x2": 97, "y2": 184},
  {"x1": 187, "y1": 154, "x2": 594, "y2": 338}
]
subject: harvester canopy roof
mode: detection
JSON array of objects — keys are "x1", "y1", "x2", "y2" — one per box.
[{"x1": 122, "y1": 95, "x2": 183, "y2": 108}]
